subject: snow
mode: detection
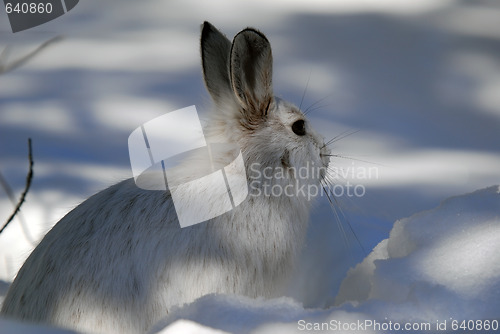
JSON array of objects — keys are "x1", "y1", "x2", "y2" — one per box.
[
  {"x1": 155, "y1": 320, "x2": 229, "y2": 334},
  {"x1": 1, "y1": 0, "x2": 500, "y2": 333},
  {"x1": 335, "y1": 185, "x2": 500, "y2": 318}
]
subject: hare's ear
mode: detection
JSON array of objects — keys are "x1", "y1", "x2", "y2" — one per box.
[
  {"x1": 201, "y1": 22, "x2": 232, "y2": 103},
  {"x1": 230, "y1": 28, "x2": 273, "y2": 119}
]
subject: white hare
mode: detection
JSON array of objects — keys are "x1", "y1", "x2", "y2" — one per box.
[{"x1": 1, "y1": 22, "x2": 331, "y2": 334}]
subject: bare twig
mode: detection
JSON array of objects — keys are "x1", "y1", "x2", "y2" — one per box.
[
  {"x1": 0, "y1": 139, "x2": 34, "y2": 235},
  {"x1": 0, "y1": 37, "x2": 59, "y2": 240},
  {"x1": 0, "y1": 170, "x2": 36, "y2": 244},
  {"x1": 0, "y1": 36, "x2": 62, "y2": 75}
]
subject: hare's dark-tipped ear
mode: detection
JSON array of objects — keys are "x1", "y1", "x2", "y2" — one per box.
[
  {"x1": 201, "y1": 22, "x2": 232, "y2": 103},
  {"x1": 230, "y1": 28, "x2": 273, "y2": 117}
]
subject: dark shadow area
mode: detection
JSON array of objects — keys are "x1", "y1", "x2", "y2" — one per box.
[{"x1": 276, "y1": 12, "x2": 500, "y2": 154}]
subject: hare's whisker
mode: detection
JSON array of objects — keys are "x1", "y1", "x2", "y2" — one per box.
[
  {"x1": 322, "y1": 129, "x2": 361, "y2": 149},
  {"x1": 323, "y1": 154, "x2": 383, "y2": 166},
  {"x1": 322, "y1": 183, "x2": 350, "y2": 248},
  {"x1": 303, "y1": 92, "x2": 334, "y2": 115},
  {"x1": 298, "y1": 70, "x2": 311, "y2": 112},
  {"x1": 322, "y1": 181, "x2": 367, "y2": 256}
]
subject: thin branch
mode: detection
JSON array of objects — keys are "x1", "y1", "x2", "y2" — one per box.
[
  {"x1": 0, "y1": 36, "x2": 62, "y2": 75},
  {"x1": 0, "y1": 139, "x2": 34, "y2": 235},
  {"x1": 0, "y1": 170, "x2": 36, "y2": 244}
]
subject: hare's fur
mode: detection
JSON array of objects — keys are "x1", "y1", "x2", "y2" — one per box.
[{"x1": 1, "y1": 22, "x2": 330, "y2": 334}]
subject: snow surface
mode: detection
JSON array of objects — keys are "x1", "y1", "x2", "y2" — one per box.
[{"x1": 1, "y1": 0, "x2": 500, "y2": 333}]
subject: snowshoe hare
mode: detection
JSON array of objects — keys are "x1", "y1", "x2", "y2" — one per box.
[{"x1": 1, "y1": 22, "x2": 331, "y2": 334}]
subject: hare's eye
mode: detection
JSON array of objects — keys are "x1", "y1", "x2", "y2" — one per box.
[{"x1": 292, "y1": 120, "x2": 306, "y2": 136}]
